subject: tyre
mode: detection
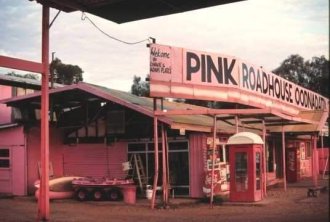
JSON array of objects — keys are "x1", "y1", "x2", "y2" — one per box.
[
  {"x1": 92, "y1": 188, "x2": 105, "y2": 201},
  {"x1": 76, "y1": 188, "x2": 89, "y2": 201},
  {"x1": 108, "y1": 188, "x2": 122, "y2": 201}
]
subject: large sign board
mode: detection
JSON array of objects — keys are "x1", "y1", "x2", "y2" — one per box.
[{"x1": 149, "y1": 44, "x2": 329, "y2": 115}]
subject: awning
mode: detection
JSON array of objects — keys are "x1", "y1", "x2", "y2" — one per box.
[{"x1": 38, "y1": 0, "x2": 244, "y2": 23}]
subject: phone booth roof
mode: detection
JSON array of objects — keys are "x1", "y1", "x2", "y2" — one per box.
[{"x1": 227, "y1": 132, "x2": 264, "y2": 145}]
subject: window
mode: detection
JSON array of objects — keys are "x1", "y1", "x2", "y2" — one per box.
[
  {"x1": 235, "y1": 152, "x2": 248, "y2": 192},
  {"x1": 107, "y1": 110, "x2": 125, "y2": 134},
  {"x1": 267, "y1": 141, "x2": 274, "y2": 172},
  {"x1": 0, "y1": 148, "x2": 10, "y2": 168},
  {"x1": 256, "y1": 152, "x2": 261, "y2": 190}
]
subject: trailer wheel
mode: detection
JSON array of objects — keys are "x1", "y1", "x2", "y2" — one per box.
[
  {"x1": 76, "y1": 188, "x2": 89, "y2": 201},
  {"x1": 92, "y1": 189, "x2": 104, "y2": 201},
  {"x1": 108, "y1": 189, "x2": 122, "y2": 201}
]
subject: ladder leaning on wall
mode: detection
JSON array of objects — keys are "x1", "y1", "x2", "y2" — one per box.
[{"x1": 128, "y1": 154, "x2": 148, "y2": 192}]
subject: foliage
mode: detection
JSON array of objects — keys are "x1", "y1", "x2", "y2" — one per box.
[
  {"x1": 273, "y1": 55, "x2": 329, "y2": 97},
  {"x1": 6, "y1": 71, "x2": 39, "y2": 80},
  {"x1": 305, "y1": 56, "x2": 329, "y2": 98},
  {"x1": 50, "y1": 58, "x2": 84, "y2": 85},
  {"x1": 131, "y1": 75, "x2": 149, "y2": 97}
]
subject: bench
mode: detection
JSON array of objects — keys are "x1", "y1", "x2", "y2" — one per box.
[{"x1": 307, "y1": 186, "x2": 327, "y2": 197}]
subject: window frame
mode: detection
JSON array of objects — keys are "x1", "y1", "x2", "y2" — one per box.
[{"x1": 0, "y1": 148, "x2": 10, "y2": 169}]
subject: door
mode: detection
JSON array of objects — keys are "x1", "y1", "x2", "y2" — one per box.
[
  {"x1": 128, "y1": 141, "x2": 190, "y2": 196},
  {"x1": 0, "y1": 148, "x2": 12, "y2": 194}
]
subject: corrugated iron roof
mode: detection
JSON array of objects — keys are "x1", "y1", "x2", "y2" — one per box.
[
  {"x1": 0, "y1": 74, "x2": 63, "y2": 90},
  {"x1": 1, "y1": 82, "x2": 327, "y2": 135}
]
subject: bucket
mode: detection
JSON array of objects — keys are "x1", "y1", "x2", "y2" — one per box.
[
  {"x1": 122, "y1": 185, "x2": 136, "y2": 204},
  {"x1": 146, "y1": 185, "x2": 152, "y2": 200},
  {"x1": 122, "y1": 162, "x2": 131, "y2": 171},
  {"x1": 146, "y1": 189, "x2": 153, "y2": 200}
]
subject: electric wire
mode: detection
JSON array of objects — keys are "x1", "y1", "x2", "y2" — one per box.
[{"x1": 81, "y1": 12, "x2": 152, "y2": 45}]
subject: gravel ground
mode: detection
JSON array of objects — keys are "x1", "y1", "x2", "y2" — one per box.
[{"x1": 0, "y1": 179, "x2": 329, "y2": 222}]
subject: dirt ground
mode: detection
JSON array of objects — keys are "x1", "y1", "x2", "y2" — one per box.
[{"x1": 0, "y1": 179, "x2": 329, "y2": 222}]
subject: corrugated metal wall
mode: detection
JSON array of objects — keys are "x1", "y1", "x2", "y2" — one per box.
[
  {"x1": 63, "y1": 142, "x2": 127, "y2": 179},
  {"x1": 189, "y1": 133, "x2": 207, "y2": 198}
]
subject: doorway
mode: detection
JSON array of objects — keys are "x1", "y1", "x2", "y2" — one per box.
[{"x1": 127, "y1": 140, "x2": 189, "y2": 196}]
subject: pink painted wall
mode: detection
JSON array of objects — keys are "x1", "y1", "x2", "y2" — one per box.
[
  {"x1": 0, "y1": 126, "x2": 25, "y2": 145},
  {"x1": 0, "y1": 126, "x2": 26, "y2": 195},
  {"x1": 26, "y1": 126, "x2": 128, "y2": 194},
  {"x1": 26, "y1": 127, "x2": 65, "y2": 194},
  {"x1": 63, "y1": 142, "x2": 127, "y2": 179},
  {"x1": 189, "y1": 133, "x2": 207, "y2": 198},
  {"x1": 0, "y1": 85, "x2": 12, "y2": 124}
]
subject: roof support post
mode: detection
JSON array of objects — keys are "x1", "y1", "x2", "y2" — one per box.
[
  {"x1": 281, "y1": 125, "x2": 287, "y2": 191},
  {"x1": 165, "y1": 129, "x2": 170, "y2": 203},
  {"x1": 321, "y1": 134, "x2": 327, "y2": 179},
  {"x1": 151, "y1": 98, "x2": 159, "y2": 209},
  {"x1": 210, "y1": 115, "x2": 217, "y2": 208},
  {"x1": 161, "y1": 124, "x2": 169, "y2": 207},
  {"x1": 38, "y1": 4, "x2": 50, "y2": 221},
  {"x1": 262, "y1": 120, "x2": 267, "y2": 197},
  {"x1": 312, "y1": 134, "x2": 318, "y2": 187}
]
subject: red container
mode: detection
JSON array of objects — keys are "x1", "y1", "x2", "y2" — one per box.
[{"x1": 122, "y1": 185, "x2": 136, "y2": 204}]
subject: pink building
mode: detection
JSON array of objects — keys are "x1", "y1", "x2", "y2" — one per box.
[
  {"x1": 0, "y1": 74, "x2": 40, "y2": 195},
  {"x1": 0, "y1": 78, "x2": 328, "y2": 198}
]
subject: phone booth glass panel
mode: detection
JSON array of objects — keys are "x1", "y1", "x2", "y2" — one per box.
[
  {"x1": 228, "y1": 132, "x2": 264, "y2": 202},
  {"x1": 235, "y1": 152, "x2": 248, "y2": 192},
  {"x1": 256, "y1": 152, "x2": 261, "y2": 190}
]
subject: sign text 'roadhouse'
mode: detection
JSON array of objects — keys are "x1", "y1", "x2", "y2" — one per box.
[{"x1": 149, "y1": 44, "x2": 328, "y2": 113}]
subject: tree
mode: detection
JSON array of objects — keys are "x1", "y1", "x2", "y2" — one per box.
[
  {"x1": 305, "y1": 56, "x2": 329, "y2": 98},
  {"x1": 6, "y1": 71, "x2": 39, "y2": 80},
  {"x1": 272, "y1": 54, "x2": 308, "y2": 87},
  {"x1": 50, "y1": 58, "x2": 83, "y2": 85},
  {"x1": 131, "y1": 75, "x2": 149, "y2": 97},
  {"x1": 273, "y1": 55, "x2": 329, "y2": 98}
]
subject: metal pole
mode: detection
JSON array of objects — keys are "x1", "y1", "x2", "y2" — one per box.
[
  {"x1": 38, "y1": 5, "x2": 50, "y2": 221},
  {"x1": 273, "y1": 138, "x2": 276, "y2": 177},
  {"x1": 312, "y1": 135, "x2": 318, "y2": 187},
  {"x1": 262, "y1": 120, "x2": 267, "y2": 197},
  {"x1": 281, "y1": 126, "x2": 287, "y2": 191},
  {"x1": 161, "y1": 124, "x2": 168, "y2": 207},
  {"x1": 151, "y1": 115, "x2": 159, "y2": 209},
  {"x1": 210, "y1": 115, "x2": 217, "y2": 207},
  {"x1": 321, "y1": 134, "x2": 325, "y2": 178}
]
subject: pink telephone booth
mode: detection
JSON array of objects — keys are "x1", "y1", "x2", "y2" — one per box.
[{"x1": 228, "y1": 132, "x2": 264, "y2": 202}]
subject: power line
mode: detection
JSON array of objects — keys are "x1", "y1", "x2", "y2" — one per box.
[{"x1": 81, "y1": 12, "x2": 153, "y2": 45}]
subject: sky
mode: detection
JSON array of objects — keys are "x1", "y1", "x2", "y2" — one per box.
[{"x1": 0, "y1": 0, "x2": 329, "y2": 92}]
